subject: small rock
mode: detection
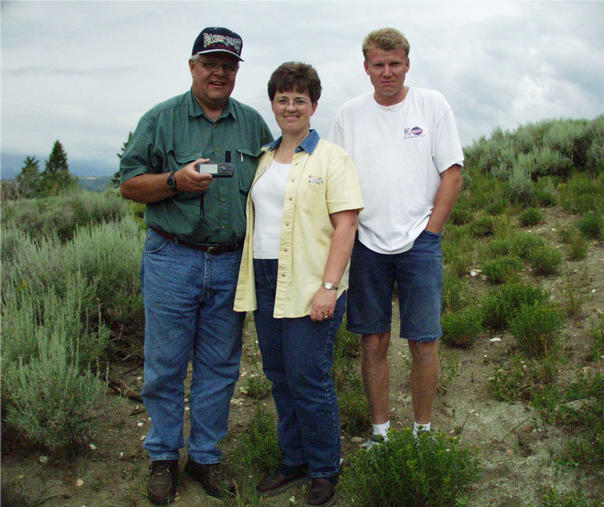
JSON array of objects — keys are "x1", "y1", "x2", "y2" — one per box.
[
  {"x1": 39, "y1": 455, "x2": 49, "y2": 464},
  {"x1": 351, "y1": 437, "x2": 363, "y2": 443},
  {"x1": 75, "y1": 479, "x2": 84, "y2": 487},
  {"x1": 489, "y1": 337, "x2": 502, "y2": 342},
  {"x1": 88, "y1": 443, "x2": 97, "y2": 450}
]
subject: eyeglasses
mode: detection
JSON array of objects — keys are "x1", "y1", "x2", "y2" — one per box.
[
  {"x1": 197, "y1": 60, "x2": 239, "y2": 75},
  {"x1": 274, "y1": 97, "x2": 311, "y2": 108}
]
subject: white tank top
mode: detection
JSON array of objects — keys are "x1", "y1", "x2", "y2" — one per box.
[{"x1": 251, "y1": 159, "x2": 291, "y2": 258}]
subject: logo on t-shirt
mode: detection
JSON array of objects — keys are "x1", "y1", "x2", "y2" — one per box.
[
  {"x1": 307, "y1": 175, "x2": 324, "y2": 185},
  {"x1": 403, "y1": 126, "x2": 425, "y2": 139}
]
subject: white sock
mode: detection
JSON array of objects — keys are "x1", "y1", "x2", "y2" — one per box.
[
  {"x1": 372, "y1": 421, "x2": 390, "y2": 440},
  {"x1": 413, "y1": 421, "x2": 431, "y2": 437}
]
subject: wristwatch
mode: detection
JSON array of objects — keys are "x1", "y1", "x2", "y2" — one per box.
[
  {"x1": 322, "y1": 282, "x2": 338, "y2": 291},
  {"x1": 167, "y1": 171, "x2": 178, "y2": 191}
]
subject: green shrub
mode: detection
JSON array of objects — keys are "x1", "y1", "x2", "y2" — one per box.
[
  {"x1": 442, "y1": 231, "x2": 475, "y2": 278},
  {"x1": 485, "y1": 197, "x2": 506, "y2": 216},
  {"x1": 2, "y1": 217, "x2": 145, "y2": 356},
  {"x1": 509, "y1": 303, "x2": 563, "y2": 357},
  {"x1": 480, "y1": 282, "x2": 549, "y2": 330},
  {"x1": 338, "y1": 381, "x2": 371, "y2": 435},
  {"x1": 441, "y1": 307, "x2": 483, "y2": 348},
  {"x1": 335, "y1": 324, "x2": 361, "y2": 359},
  {"x1": 231, "y1": 405, "x2": 280, "y2": 476},
  {"x1": 241, "y1": 375, "x2": 271, "y2": 400},
  {"x1": 507, "y1": 162, "x2": 535, "y2": 204},
  {"x1": 560, "y1": 227, "x2": 589, "y2": 261},
  {"x1": 533, "y1": 370, "x2": 603, "y2": 468},
  {"x1": 577, "y1": 212, "x2": 603, "y2": 240},
  {"x1": 450, "y1": 206, "x2": 472, "y2": 225},
  {"x1": 484, "y1": 238, "x2": 512, "y2": 258},
  {"x1": 229, "y1": 405, "x2": 280, "y2": 504},
  {"x1": 510, "y1": 231, "x2": 547, "y2": 260},
  {"x1": 534, "y1": 177, "x2": 558, "y2": 207},
  {"x1": 519, "y1": 207, "x2": 544, "y2": 227},
  {"x1": 488, "y1": 354, "x2": 557, "y2": 403},
  {"x1": 339, "y1": 428, "x2": 480, "y2": 506},
  {"x1": 2, "y1": 331, "x2": 104, "y2": 454},
  {"x1": 590, "y1": 318, "x2": 604, "y2": 362},
  {"x1": 482, "y1": 255, "x2": 524, "y2": 284},
  {"x1": 539, "y1": 485, "x2": 600, "y2": 506},
  {"x1": 442, "y1": 272, "x2": 468, "y2": 313},
  {"x1": 559, "y1": 174, "x2": 604, "y2": 215},
  {"x1": 0, "y1": 190, "x2": 131, "y2": 242},
  {"x1": 1, "y1": 276, "x2": 109, "y2": 367},
  {"x1": 470, "y1": 216, "x2": 495, "y2": 237},
  {"x1": 527, "y1": 245, "x2": 562, "y2": 276}
]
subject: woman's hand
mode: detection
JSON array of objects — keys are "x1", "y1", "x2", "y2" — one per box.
[{"x1": 310, "y1": 287, "x2": 337, "y2": 322}]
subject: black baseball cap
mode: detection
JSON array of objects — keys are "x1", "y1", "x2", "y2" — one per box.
[{"x1": 192, "y1": 27, "x2": 244, "y2": 61}]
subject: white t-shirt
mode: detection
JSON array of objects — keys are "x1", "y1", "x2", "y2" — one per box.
[
  {"x1": 329, "y1": 87, "x2": 464, "y2": 254},
  {"x1": 251, "y1": 159, "x2": 291, "y2": 258}
]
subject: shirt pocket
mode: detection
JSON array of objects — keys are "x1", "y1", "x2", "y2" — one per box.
[
  {"x1": 297, "y1": 176, "x2": 328, "y2": 216},
  {"x1": 166, "y1": 150, "x2": 200, "y2": 199},
  {"x1": 235, "y1": 148, "x2": 262, "y2": 195},
  {"x1": 166, "y1": 150, "x2": 199, "y2": 172}
]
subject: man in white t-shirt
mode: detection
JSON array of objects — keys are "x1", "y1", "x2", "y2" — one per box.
[{"x1": 329, "y1": 27, "x2": 464, "y2": 444}]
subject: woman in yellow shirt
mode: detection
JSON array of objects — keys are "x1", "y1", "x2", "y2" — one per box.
[{"x1": 235, "y1": 62, "x2": 363, "y2": 506}]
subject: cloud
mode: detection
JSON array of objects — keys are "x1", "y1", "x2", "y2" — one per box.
[{"x1": 2, "y1": 1, "x2": 603, "y2": 176}]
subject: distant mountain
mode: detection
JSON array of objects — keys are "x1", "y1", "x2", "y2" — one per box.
[
  {"x1": 1, "y1": 152, "x2": 116, "y2": 180},
  {"x1": 78, "y1": 177, "x2": 114, "y2": 192}
]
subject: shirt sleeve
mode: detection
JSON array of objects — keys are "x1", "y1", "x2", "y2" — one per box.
[
  {"x1": 327, "y1": 114, "x2": 345, "y2": 148},
  {"x1": 325, "y1": 144, "x2": 364, "y2": 215},
  {"x1": 119, "y1": 115, "x2": 159, "y2": 184},
  {"x1": 432, "y1": 104, "x2": 464, "y2": 173}
]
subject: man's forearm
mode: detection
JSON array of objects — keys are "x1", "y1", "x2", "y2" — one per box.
[
  {"x1": 425, "y1": 165, "x2": 463, "y2": 234},
  {"x1": 120, "y1": 173, "x2": 176, "y2": 204}
]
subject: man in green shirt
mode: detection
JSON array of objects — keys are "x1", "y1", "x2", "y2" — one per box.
[{"x1": 120, "y1": 27, "x2": 273, "y2": 505}]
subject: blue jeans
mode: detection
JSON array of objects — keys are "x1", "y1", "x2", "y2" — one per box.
[
  {"x1": 141, "y1": 229, "x2": 244, "y2": 463},
  {"x1": 253, "y1": 259, "x2": 344, "y2": 478},
  {"x1": 347, "y1": 231, "x2": 443, "y2": 341}
]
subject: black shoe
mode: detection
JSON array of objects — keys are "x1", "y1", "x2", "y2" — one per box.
[
  {"x1": 185, "y1": 458, "x2": 236, "y2": 498},
  {"x1": 306, "y1": 477, "x2": 337, "y2": 506},
  {"x1": 147, "y1": 460, "x2": 178, "y2": 505},
  {"x1": 256, "y1": 469, "x2": 309, "y2": 497}
]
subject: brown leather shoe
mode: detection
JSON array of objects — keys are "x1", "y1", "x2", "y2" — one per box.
[
  {"x1": 256, "y1": 469, "x2": 309, "y2": 497},
  {"x1": 306, "y1": 477, "x2": 337, "y2": 506},
  {"x1": 185, "y1": 458, "x2": 236, "y2": 498},
  {"x1": 147, "y1": 460, "x2": 178, "y2": 505}
]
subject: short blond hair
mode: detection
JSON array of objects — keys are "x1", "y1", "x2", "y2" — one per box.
[{"x1": 362, "y1": 28, "x2": 410, "y2": 59}]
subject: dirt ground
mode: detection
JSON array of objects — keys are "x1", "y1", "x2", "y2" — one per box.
[{"x1": 2, "y1": 211, "x2": 603, "y2": 506}]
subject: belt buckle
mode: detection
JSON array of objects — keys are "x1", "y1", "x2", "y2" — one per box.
[{"x1": 206, "y1": 245, "x2": 220, "y2": 255}]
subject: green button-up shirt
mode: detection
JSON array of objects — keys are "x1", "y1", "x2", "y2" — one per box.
[{"x1": 120, "y1": 89, "x2": 273, "y2": 245}]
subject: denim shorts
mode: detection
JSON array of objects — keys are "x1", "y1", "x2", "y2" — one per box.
[{"x1": 346, "y1": 231, "x2": 443, "y2": 342}]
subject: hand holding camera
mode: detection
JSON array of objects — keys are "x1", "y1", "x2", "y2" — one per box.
[{"x1": 195, "y1": 151, "x2": 234, "y2": 178}]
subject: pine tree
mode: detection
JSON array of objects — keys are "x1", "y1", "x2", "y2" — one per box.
[
  {"x1": 112, "y1": 131, "x2": 133, "y2": 188},
  {"x1": 15, "y1": 156, "x2": 41, "y2": 198},
  {"x1": 39, "y1": 140, "x2": 75, "y2": 196}
]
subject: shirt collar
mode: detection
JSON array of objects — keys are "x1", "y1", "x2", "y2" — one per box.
[
  {"x1": 264, "y1": 129, "x2": 320, "y2": 154},
  {"x1": 187, "y1": 89, "x2": 237, "y2": 122}
]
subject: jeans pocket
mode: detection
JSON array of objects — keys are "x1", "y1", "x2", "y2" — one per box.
[
  {"x1": 422, "y1": 230, "x2": 441, "y2": 239},
  {"x1": 144, "y1": 230, "x2": 170, "y2": 254}
]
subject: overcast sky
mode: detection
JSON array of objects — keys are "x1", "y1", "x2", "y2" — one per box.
[{"x1": 2, "y1": 1, "x2": 603, "y2": 178}]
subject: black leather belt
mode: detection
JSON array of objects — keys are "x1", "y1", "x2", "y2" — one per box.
[{"x1": 150, "y1": 227, "x2": 242, "y2": 255}]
